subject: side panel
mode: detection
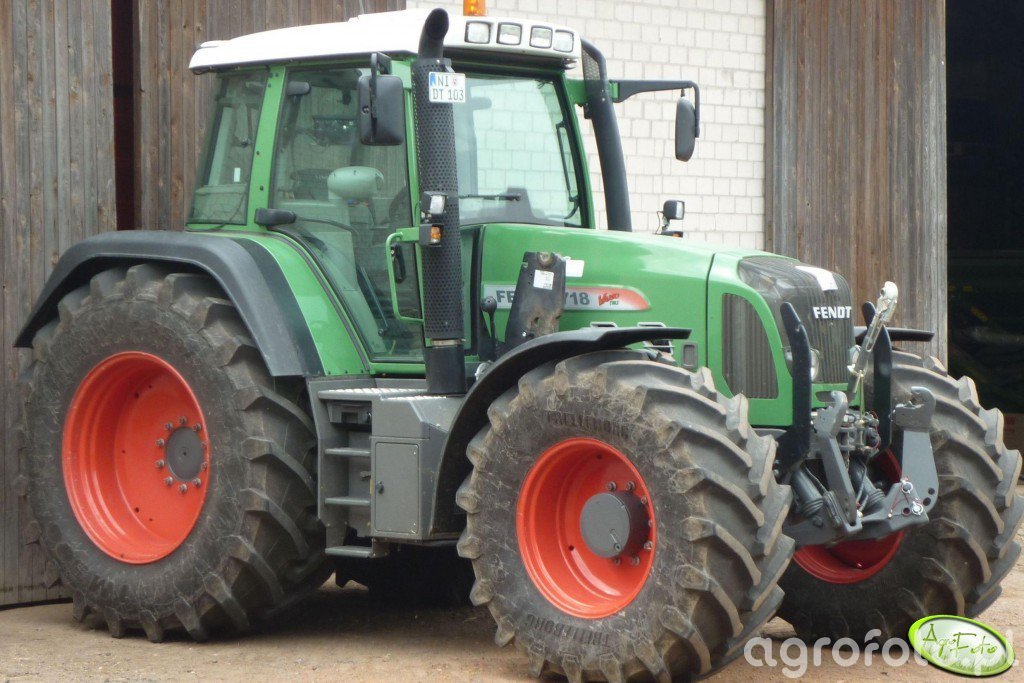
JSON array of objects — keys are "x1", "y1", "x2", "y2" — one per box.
[
  {"x1": 477, "y1": 224, "x2": 713, "y2": 362},
  {"x1": 707, "y1": 253, "x2": 794, "y2": 426},
  {"x1": 231, "y1": 233, "x2": 369, "y2": 377}
]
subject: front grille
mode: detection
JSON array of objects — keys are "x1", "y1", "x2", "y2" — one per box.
[
  {"x1": 722, "y1": 294, "x2": 778, "y2": 398},
  {"x1": 738, "y1": 257, "x2": 854, "y2": 384}
]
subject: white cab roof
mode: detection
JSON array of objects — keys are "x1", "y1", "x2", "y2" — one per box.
[{"x1": 189, "y1": 8, "x2": 582, "y2": 72}]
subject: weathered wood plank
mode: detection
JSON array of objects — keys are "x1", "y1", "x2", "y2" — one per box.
[
  {"x1": 767, "y1": 0, "x2": 947, "y2": 360},
  {"x1": 0, "y1": 0, "x2": 116, "y2": 606}
]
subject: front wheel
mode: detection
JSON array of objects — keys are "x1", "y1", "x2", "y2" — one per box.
[
  {"x1": 457, "y1": 351, "x2": 793, "y2": 681},
  {"x1": 778, "y1": 352, "x2": 1023, "y2": 641}
]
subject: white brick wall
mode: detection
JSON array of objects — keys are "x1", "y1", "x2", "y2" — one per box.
[{"x1": 407, "y1": 0, "x2": 767, "y2": 246}]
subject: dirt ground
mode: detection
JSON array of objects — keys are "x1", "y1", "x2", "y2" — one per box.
[{"x1": 2, "y1": 486, "x2": 1022, "y2": 682}]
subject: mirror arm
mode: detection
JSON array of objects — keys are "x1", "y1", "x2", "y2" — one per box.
[
  {"x1": 368, "y1": 53, "x2": 392, "y2": 126},
  {"x1": 612, "y1": 79, "x2": 700, "y2": 135}
]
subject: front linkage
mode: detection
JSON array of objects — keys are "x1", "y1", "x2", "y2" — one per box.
[{"x1": 777, "y1": 282, "x2": 940, "y2": 547}]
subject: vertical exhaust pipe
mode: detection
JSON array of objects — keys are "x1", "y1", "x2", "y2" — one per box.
[
  {"x1": 581, "y1": 39, "x2": 631, "y2": 231},
  {"x1": 413, "y1": 9, "x2": 467, "y2": 394}
]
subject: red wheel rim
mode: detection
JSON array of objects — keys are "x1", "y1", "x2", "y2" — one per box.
[
  {"x1": 516, "y1": 438, "x2": 656, "y2": 619},
  {"x1": 793, "y1": 533, "x2": 903, "y2": 584},
  {"x1": 793, "y1": 451, "x2": 903, "y2": 584},
  {"x1": 62, "y1": 352, "x2": 210, "y2": 564}
]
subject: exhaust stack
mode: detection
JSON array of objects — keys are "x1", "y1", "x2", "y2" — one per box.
[{"x1": 413, "y1": 9, "x2": 467, "y2": 394}]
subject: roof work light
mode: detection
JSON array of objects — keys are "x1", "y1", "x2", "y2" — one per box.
[{"x1": 463, "y1": 0, "x2": 486, "y2": 16}]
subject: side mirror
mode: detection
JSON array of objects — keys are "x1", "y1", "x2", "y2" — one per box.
[
  {"x1": 675, "y1": 98, "x2": 698, "y2": 161},
  {"x1": 358, "y1": 72, "x2": 405, "y2": 146},
  {"x1": 662, "y1": 199, "x2": 685, "y2": 221},
  {"x1": 658, "y1": 200, "x2": 685, "y2": 237}
]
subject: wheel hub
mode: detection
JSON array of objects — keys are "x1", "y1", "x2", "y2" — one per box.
[
  {"x1": 579, "y1": 492, "x2": 648, "y2": 558},
  {"x1": 165, "y1": 425, "x2": 204, "y2": 481}
]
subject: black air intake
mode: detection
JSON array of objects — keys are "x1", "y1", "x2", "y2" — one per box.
[
  {"x1": 722, "y1": 294, "x2": 778, "y2": 398},
  {"x1": 413, "y1": 9, "x2": 466, "y2": 394}
]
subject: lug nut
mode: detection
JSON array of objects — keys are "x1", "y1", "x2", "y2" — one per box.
[
  {"x1": 164, "y1": 422, "x2": 173, "y2": 431},
  {"x1": 625, "y1": 481, "x2": 635, "y2": 492},
  {"x1": 901, "y1": 481, "x2": 914, "y2": 493},
  {"x1": 612, "y1": 557, "x2": 621, "y2": 565},
  {"x1": 156, "y1": 438, "x2": 165, "y2": 447},
  {"x1": 179, "y1": 416, "x2": 187, "y2": 425},
  {"x1": 155, "y1": 459, "x2": 165, "y2": 469},
  {"x1": 631, "y1": 555, "x2": 640, "y2": 566},
  {"x1": 606, "y1": 482, "x2": 617, "y2": 492},
  {"x1": 164, "y1": 477, "x2": 174, "y2": 486},
  {"x1": 178, "y1": 484, "x2": 188, "y2": 494},
  {"x1": 193, "y1": 423, "x2": 202, "y2": 433},
  {"x1": 192, "y1": 478, "x2": 202, "y2": 488},
  {"x1": 200, "y1": 462, "x2": 208, "y2": 471},
  {"x1": 643, "y1": 541, "x2": 653, "y2": 551},
  {"x1": 640, "y1": 497, "x2": 648, "y2": 505}
]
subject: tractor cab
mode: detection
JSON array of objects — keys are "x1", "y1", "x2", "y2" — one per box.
[{"x1": 185, "y1": 8, "x2": 703, "y2": 380}]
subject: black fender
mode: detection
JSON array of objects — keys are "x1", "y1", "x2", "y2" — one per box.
[
  {"x1": 854, "y1": 325, "x2": 934, "y2": 344},
  {"x1": 428, "y1": 326, "x2": 691, "y2": 535},
  {"x1": 15, "y1": 230, "x2": 323, "y2": 377}
]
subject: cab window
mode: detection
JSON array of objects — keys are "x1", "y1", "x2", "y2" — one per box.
[
  {"x1": 271, "y1": 66, "x2": 421, "y2": 361},
  {"x1": 190, "y1": 71, "x2": 266, "y2": 225}
]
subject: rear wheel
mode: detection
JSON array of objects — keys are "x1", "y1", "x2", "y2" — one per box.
[
  {"x1": 18, "y1": 265, "x2": 327, "y2": 640},
  {"x1": 457, "y1": 351, "x2": 793, "y2": 681},
  {"x1": 778, "y1": 352, "x2": 1024, "y2": 641}
]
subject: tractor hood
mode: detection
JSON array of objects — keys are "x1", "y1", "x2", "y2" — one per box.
[
  {"x1": 476, "y1": 223, "x2": 765, "y2": 365},
  {"x1": 476, "y1": 223, "x2": 852, "y2": 427}
]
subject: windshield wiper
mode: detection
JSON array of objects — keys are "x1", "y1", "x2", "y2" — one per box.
[{"x1": 459, "y1": 192, "x2": 521, "y2": 201}]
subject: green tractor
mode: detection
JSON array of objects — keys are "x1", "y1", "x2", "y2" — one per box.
[{"x1": 15, "y1": 7, "x2": 1021, "y2": 681}]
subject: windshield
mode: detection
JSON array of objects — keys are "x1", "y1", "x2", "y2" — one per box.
[{"x1": 454, "y1": 74, "x2": 584, "y2": 227}]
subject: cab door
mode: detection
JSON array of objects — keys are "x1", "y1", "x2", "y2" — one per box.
[{"x1": 269, "y1": 64, "x2": 424, "y2": 362}]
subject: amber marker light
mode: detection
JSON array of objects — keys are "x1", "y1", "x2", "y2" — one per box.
[{"x1": 464, "y1": 0, "x2": 486, "y2": 16}]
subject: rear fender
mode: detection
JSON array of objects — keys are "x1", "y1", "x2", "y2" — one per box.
[{"x1": 15, "y1": 231, "x2": 323, "y2": 377}]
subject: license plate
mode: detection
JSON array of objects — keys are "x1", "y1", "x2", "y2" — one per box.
[{"x1": 428, "y1": 72, "x2": 466, "y2": 103}]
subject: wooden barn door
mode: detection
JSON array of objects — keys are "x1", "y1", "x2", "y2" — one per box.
[
  {"x1": 1, "y1": 0, "x2": 405, "y2": 608},
  {"x1": 0, "y1": 0, "x2": 116, "y2": 607},
  {"x1": 766, "y1": 0, "x2": 948, "y2": 360}
]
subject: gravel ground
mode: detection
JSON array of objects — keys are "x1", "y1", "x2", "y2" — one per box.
[{"x1": 2, "y1": 484, "x2": 1022, "y2": 682}]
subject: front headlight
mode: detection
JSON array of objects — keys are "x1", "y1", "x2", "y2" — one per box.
[{"x1": 785, "y1": 347, "x2": 822, "y2": 381}]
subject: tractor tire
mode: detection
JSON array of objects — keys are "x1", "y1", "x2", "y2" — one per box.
[
  {"x1": 778, "y1": 351, "x2": 1023, "y2": 641},
  {"x1": 17, "y1": 264, "x2": 328, "y2": 641},
  {"x1": 456, "y1": 350, "x2": 793, "y2": 681}
]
